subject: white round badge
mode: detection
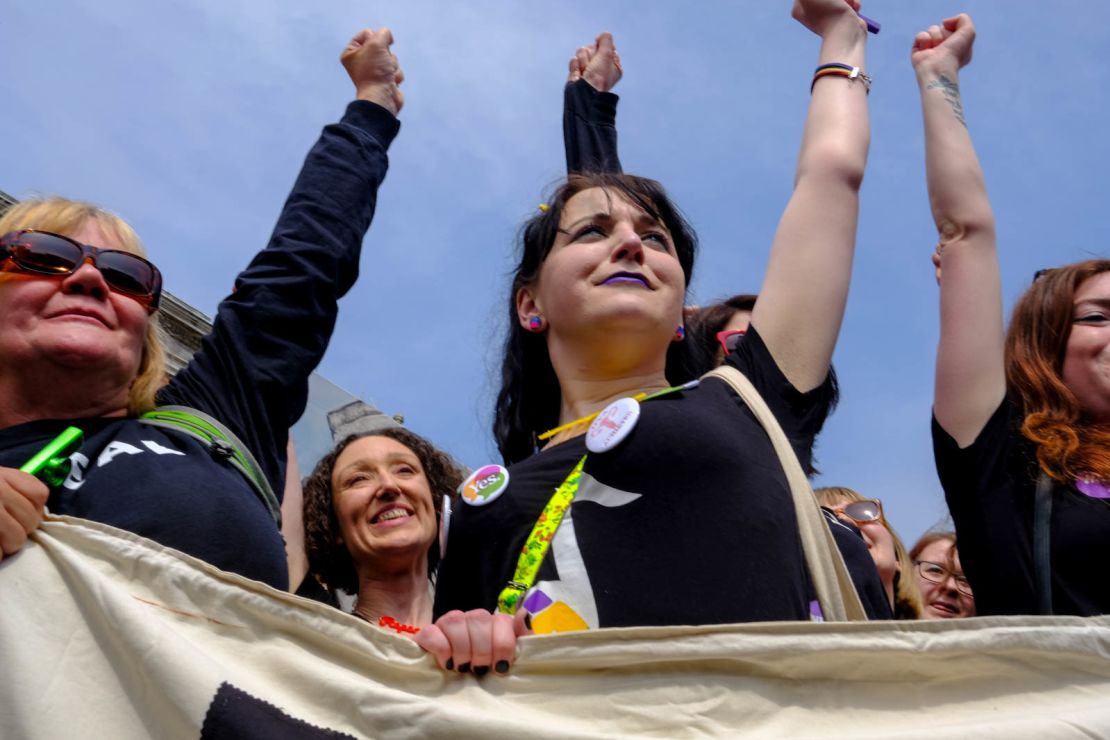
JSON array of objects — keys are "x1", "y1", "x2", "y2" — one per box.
[
  {"x1": 459, "y1": 464, "x2": 510, "y2": 507},
  {"x1": 586, "y1": 397, "x2": 640, "y2": 453}
]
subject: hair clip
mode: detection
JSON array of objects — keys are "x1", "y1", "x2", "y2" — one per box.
[{"x1": 538, "y1": 203, "x2": 550, "y2": 213}]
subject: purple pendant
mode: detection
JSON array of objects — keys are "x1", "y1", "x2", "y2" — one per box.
[{"x1": 1075, "y1": 478, "x2": 1110, "y2": 499}]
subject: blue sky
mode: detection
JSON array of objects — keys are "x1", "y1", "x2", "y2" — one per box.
[{"x1": 4, "y1": 1, "x2": 1110, "y2": 546}]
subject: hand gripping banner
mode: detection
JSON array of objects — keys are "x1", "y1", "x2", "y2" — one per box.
[{"x1": 3, "y1": 515, "x2": 1110, "y2": 739}]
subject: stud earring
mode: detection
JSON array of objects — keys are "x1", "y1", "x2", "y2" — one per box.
[
  {"x1": 528, "y1": 315, "x2": 545, "y2": 332},
  {"x1": 674, "y1": 325, "x2": 685, "y2": 341}
]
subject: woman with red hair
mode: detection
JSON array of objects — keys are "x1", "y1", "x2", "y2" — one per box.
[{"x1": 921, "y1": 13, "x2": 1110, "y2": 615}]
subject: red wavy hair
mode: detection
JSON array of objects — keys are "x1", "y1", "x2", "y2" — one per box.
[{"x1": 1005, "y1": 259, "x2": 1110, "y2": 481}]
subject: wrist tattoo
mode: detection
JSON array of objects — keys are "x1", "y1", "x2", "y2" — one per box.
[{"x1": 927, "y1": 75, "x2": 967, "y2": 128}]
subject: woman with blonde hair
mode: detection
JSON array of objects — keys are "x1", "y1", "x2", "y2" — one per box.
[
  {"x1": 815, "y1": 487, "x2": 922, "y2": 619},
  {"x1": 921, "y1": 13, "x2": 1110, "y2": 615},
  {"x1": 0, "y1": 26, "x2": 404, "y2": 589}
]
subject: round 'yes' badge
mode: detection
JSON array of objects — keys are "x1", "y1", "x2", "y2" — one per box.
[
  {"x1": 586, "y1": 397, "x2": 640, "y2": 453},
  {"x1": 459, "y1": 464, "x2": 510, "y2": 506}
]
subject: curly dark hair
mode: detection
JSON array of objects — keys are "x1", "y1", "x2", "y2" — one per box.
[{"x1": 302, "y1": 428, "x2": 466, "y2": 594}]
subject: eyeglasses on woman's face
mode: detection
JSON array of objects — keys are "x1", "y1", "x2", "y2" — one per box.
[
  {"x1": 0, "y1": 230, "x2": 162, "y2": 312},
  {"x1": 915, "y1": 560, "x2": 972, "y2": 596}
]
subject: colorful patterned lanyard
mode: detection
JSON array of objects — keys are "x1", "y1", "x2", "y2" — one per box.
[
  {"x1": 496, "y1": 383, "x2": 695, "y2": 615},
  {"x1": 497, "y1": 455, "x2": 587, "y2": 615}
]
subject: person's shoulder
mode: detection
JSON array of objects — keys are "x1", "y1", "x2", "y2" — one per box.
[{"x1": 932, "y1": 395, "x2": 1024, "y2": 460}]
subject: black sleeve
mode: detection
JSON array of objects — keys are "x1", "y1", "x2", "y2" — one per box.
[
  {"x1": 158, "y1": 101, "x2": 401, "y2": 498},
  {"x1": 933, "y1": 400, "x2": 1040, "y2": 615},
  {"x1": 725, "y1": 325, "x2": 835, "y2": 476},
  {"x1": 933, "y1": 399, "x2": 1023, "y2": 526},
  {"x1": 563, "y1": 79, "x2": 622, "y2": 174},
  {"x1": 823, "y1": 510, "x2": 895, "y2": 619}
]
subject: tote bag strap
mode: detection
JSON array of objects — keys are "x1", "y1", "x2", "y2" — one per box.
[{"x1": 704, "y1": 365, "x2": 868, "y2": 621}]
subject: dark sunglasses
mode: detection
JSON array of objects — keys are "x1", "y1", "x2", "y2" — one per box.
[
  {"x1": 830, "y1": 498, "x2": 883, "y2": 523},
  {"x1": 716, "y1": 329, "x2": 747, "y2": 354},
  {"x1": 0, "y1": 230, "x2": 162, "y2": 311}
]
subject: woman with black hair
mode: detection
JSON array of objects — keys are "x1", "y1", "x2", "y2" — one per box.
[{"x1": 434, "y1": 0, "x2": 888, "y2": 632}]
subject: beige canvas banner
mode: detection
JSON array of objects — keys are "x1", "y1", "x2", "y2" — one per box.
[{"x1": 2, "y1": 515, "x2": 1110, "y2": 739}]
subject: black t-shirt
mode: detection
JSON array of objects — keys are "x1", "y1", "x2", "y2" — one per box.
[
  {"x1": 0, "y1": 416, "x2": 290, "y2": 585},
  {"x1": 934, "y1": 400, "x2": 1110, "y2": 616},
  {"x1": 434, "y1": 328, "x2": 890, "y2": 629},
  {"x1": 0, "y1": 101, "x2": 400, "y2": 590}
]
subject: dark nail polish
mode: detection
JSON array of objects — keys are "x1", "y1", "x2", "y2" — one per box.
[
  {"x1": 474, "y1": 665, "x2": 490, "y2": 677},
  {"x1": 523, "y1": 612, "x2": 533, "y2": 630},
  {"x1": 445, "y1": 658, "x2": 453, "y2": 671},
  {"x1": 495, "y1": 660, "x2": 510, "y2": 674},
  {"x1": 458, "y1": 662, "x2": 471, "y2": 673}
]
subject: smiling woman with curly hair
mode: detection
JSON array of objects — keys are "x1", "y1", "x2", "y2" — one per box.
[
  {"x1": 302, "y1": 429, "x2": 530, "y2": 676},
  {"x1": 302, "y1": 428, "x2": 464, "y2": 615}
]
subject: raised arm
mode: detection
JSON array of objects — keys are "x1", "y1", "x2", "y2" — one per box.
[
  {"x1": 161, "y1": 28, "x2": 403, "y2": 496},
  {"x1": 563, "y1": 32, "x2": 623, "y2": 174},
  {"x1": 914, "y1": 15, "x2": 1004, "y2": 447},
  {"x1": 342, "y1": 27, "x2": 405, "y2": 115},
  {"x1": 750, "y1": 0, "x2": 869, "y2": 392}
]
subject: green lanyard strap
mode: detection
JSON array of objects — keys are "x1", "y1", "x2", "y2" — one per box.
[{"x1": 497, "y1": 455, "x2": 587, "y2": 615}]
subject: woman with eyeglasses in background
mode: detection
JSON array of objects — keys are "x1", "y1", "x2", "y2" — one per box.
[
  {"x1": 815, "y1": 487, "x2": 922, "y2": 619},
  {"x1": 921, "y1": 13, "x2": 1110, "y2": 616},
  {"x1": 0, "y1": 27, "x2": 403, "y2": 589},
  {"x1": 907, "y1": 533, "x2": 974, "y2": 619}
]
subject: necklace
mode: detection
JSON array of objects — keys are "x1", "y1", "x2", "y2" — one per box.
[
  {"x1": 537, "y1": 381, "x2": 698, "y2": 442},
  {"x1": 1075, "y1": 478, "x2": 1110, "y2": 500},
  {"x1": 377, "y1": 615, "x2": 420, "y2": 635},
  {"x1": 351, "y1": 607, "x2": 422, "y2": 635}
]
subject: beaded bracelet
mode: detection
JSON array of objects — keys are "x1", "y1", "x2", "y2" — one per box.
[{"x1": 811, "y1": 62, "x2": 871, "y2": 94}]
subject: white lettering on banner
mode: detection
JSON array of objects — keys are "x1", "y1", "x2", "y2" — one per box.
[
  {"x1": 63, "y1": 452, "x2": 90, "y2": 490},
  {"x1": 142, "y1": 440, "x2": 186, "y2": 456},
  {"x1": 98, "y1": 442, "x2": 144, "y2": 467}
]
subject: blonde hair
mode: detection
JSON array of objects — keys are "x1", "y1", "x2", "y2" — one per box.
[
  {"x1": 0, "y1": 197, "x2": 167, "y2": 414},
  {"x1": 814, "y1": 486, "x2": 923, "y2": 620}
]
